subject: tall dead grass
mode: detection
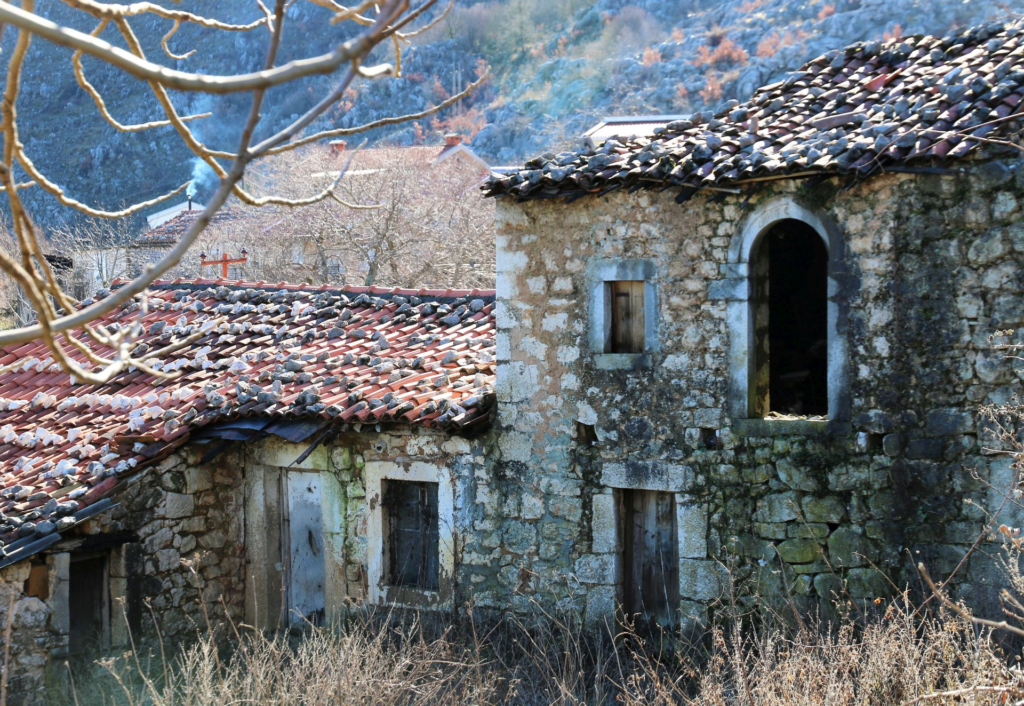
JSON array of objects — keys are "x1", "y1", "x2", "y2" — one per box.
[{"x1": 57, "y1": 594, "x2": 1020, "y2": 706}]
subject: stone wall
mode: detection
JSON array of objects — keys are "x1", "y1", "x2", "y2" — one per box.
[
  {"x1": 492, "y1": 154, "x2": 1024, "y2": 622},
  {"x1": 242, "y1": 428, "x2": 494, "y2": 627}
]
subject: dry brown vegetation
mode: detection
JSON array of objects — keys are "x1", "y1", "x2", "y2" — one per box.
[{"x1": 52, "y1": 585, "x2": 1024, "y2": 706}]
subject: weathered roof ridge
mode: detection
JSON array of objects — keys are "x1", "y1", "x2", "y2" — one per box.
[
  {"x1": 484, "y1": 17, "x2": 1024, "y2": 202},
  {"x1": 138, "y1": 277, "x2": 497, "y2": 301}
]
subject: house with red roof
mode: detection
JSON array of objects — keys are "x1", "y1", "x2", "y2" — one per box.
[{"x1": 2, "y1": 19, "x2": 1024, "y2": 703}]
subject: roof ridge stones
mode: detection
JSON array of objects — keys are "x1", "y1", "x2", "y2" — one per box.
[{"x1": 484, "y1": 18, "x2": 1024, "y2": 202}]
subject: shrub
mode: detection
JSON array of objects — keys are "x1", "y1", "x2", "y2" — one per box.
[
  {"x1": 700, "y1": 72, "x2": 724, "y2": 103},
  {"x1": 641, "y1": 46, "x2": 662, "y2": 67},
  {"x1": 884, "y1": 23, "x2": 904, "y2": 42},
  {"x1": 693, "y1": 37, "x2": 749, "y2": 68},
  {"x1": 757, "y1": 29, "x2": 810, "y2": 58}
]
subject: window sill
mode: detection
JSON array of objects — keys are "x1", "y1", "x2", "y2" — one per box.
[
  {"x1": 593, "y1": 353, "x2": 652, "y2": 370},
  {"x1": 732, "y1": 418, "x2": 851, "y2": 437}
]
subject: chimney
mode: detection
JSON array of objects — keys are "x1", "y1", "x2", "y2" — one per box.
[
  {"x1": 444, "y1": 133, "x2": 462, "y2": 147},
  {"x1": 329, "y1": 139, "x2": 347, "y2": 155},
  {"x1": 187, "y1": 195, "x2": 192, "y2": 211}
]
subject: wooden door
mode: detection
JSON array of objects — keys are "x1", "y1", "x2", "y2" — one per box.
[
  {"x1": 285, "y1": 471, "x2": 325, "y2": 627},
  {"x1": 621, "y1": 490, "x2": 678, "y2": 628},
  {"x1": 609, "y1": 281, "x2": 645, "y2": 353}
]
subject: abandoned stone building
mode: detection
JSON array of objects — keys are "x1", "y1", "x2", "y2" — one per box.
[{"x1": 2, "y1": 17, "x2": 1024, "y2": 705}]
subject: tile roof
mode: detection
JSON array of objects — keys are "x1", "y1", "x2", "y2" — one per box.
[
  {"x1": 135, "y1": 209, "x2": 239, "y2": 245},
  {"x1": 0, "y1": 279, "x2": 495, "y2": 560},
  {"x1": 484, "y1": 19, "x2": 1024, "y2": 202}
]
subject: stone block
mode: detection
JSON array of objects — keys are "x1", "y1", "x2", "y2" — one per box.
[
  {"x1": 754, "y1": 492, "x2": 800, "y2": 523},
  {"x1": 788, "y1": 523, "x2": 830, "y2": 539},
  {"x1": 707, "y1": 277, "x2": 749, "y2": 301},
  {"x1": 754, "y1": 522, "x2": 788, "y2": 540},
  {"x1": 776, "y1": 458, "x2": 822, "y2": 492},
  {"x1": 583, "y1": 585, "x2": 616, "y2": 623},
  {"x1": 601, "y1": 461, "x2": 693, "y2": 492},
  {"x1": 678, "y1": 559, "x2": 727, "y2": 601},
  {"x1": 827, "y1": 526, "x2": 875, "y2": 569},
  {"x1": 591, "y1": 494, "x2": 618, "y2": 554},
  {"x1": 743, "y1": 464, "x2": 773, "y2": 484},
  {"x1": 677, "y1": 502, "x2": 708, "y2": 559},
  {"x1": 776, "y1": 538, "x2": 822, "y2": 564},
  {"x1": 802, "y1": 496, "x2": 846, "y2": 523},
  {"x1": 906, "y1": 438, "x2": 944, "y2": 460},
  {"x1": 573, "y1": 554, "x2": 616, "y2": 585},
  {"x1": 501, "y1": 521, "x2": 537, "y2": 555},
  {"x1": 155, "y1": 548, "x2": 181, "y2": 572},
  {"x1": 160, "y1": 492, "x2": 194, "y2": 519},
  {"x1": 967, "y1": 227, "x2": 1008, "y2": 265},
  {"x1": 925, "y1": 409, "x2": 973, "y2": 436},
  {"x1": 845, "y1": 568, "x2": 892, "y2": 599},
  {"x1": 882, "y1": 433, "x2": 904, "y2": 456},
  {"x1": 185, "y1": 467, "x2": 213, "y2": 494},
  {"x1": 813, "y1": 573, "x2": 844, "y2": 601},
  {"x1": 855, "y1": 410, "x2": 895, "y2": 434}
]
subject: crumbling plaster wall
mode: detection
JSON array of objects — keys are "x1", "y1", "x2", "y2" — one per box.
[{"x1": 493, "y1": 156, "x2": 1024, "y2": 622}]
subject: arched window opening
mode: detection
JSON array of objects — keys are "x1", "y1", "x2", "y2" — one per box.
[{"x1": 751, "y1": 219, "x2": 828, "y2": 417}]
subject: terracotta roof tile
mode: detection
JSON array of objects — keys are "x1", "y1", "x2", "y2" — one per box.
[
  {"x1": 484, "y1": 20, "x2": 1024, "y2": 202},
  {"x1": 0, "y1": 279, "x2": 495, "y2": 554}
]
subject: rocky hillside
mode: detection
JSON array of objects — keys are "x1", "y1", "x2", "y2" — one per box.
[{"x1": 6, "y1": 0, "x2": 1017, "y2": 227}]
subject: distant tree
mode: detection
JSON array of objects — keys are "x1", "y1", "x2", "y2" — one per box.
[
  {"x1": 0, "y1": 0, "x2": 485, "y2": 383},
  {"x1": 200, "y1": 144, "x2": 494, "y2": 290}
]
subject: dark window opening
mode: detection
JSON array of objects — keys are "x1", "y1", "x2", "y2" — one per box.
[
  {"x1": 576, "y1": 421, "x2": 598, "y2": 446},
  {"x1": 69, "y1": 554, "x2": 109, "y2": 655},
  {"x1": 700, "y1": 428, "x2": 720, "y2": 450},
  {"x1": 752, "y1": 220, "x2": 828, "y2": 417},
  {"x1": 606, "y1": 280, "x2": 645, "y2": 353},
  {"x1": 619, "y1": 489, "x2": 678, "y2": 628},
  {"x1": 383, "y1": 480, "x2": 440, "y2": 591},
  {"x1": 861, "y1": 432, "x2": 884, "y2": 452}
]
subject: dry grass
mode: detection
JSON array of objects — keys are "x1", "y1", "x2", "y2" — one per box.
[{"x1": 55, "y1": 594, "x2": 1021, "y2": 706}]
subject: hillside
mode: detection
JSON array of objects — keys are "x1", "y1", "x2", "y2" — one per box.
[{"x1": 6, "y1": 0, "x2": 1017, "y2": 227}]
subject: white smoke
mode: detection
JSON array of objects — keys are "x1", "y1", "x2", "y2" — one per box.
[{"x1": 187, "y1": 157, "x2": 216, "y2": 199}]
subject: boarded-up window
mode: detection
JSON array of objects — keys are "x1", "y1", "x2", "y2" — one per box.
[
  {"x1": 607, "y1": 280, "x2": 645, "y2": 353},
  {"x1": 69, "y1": 554, "x2": 109, "y2": 654},
  {"x1": 383, "y1": 481, "x2": 440, "y2": 591},
  {"x1": 620, "y1": 490, "x2": 678, "y2": 627},
  {"x1": 24, "y1": 562, "x2": 48, "y2": 600}
]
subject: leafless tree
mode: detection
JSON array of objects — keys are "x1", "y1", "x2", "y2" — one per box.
[
  {"x1": 201, "y1": 143, "x2": 494, "y2": 288},
  {"x1": 0, "y1": 0, "x2": 485, "y2": 383}
]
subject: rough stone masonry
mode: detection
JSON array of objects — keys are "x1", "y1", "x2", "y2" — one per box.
[{"x1": 490, "y1": 157, "x2": 1024, "y2": 625}]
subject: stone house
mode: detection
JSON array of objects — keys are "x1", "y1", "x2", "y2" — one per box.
[
  {"x1": 1, "y1": 18, "x2": 1024, "y2": 705},
  {"x1": 481, "y1": 18, "x2": 1024, "y2": 625}
]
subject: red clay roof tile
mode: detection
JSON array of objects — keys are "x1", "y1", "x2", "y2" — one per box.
[{"x1": 0, "y1": 279, "x2": 495, "y2": 553}]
